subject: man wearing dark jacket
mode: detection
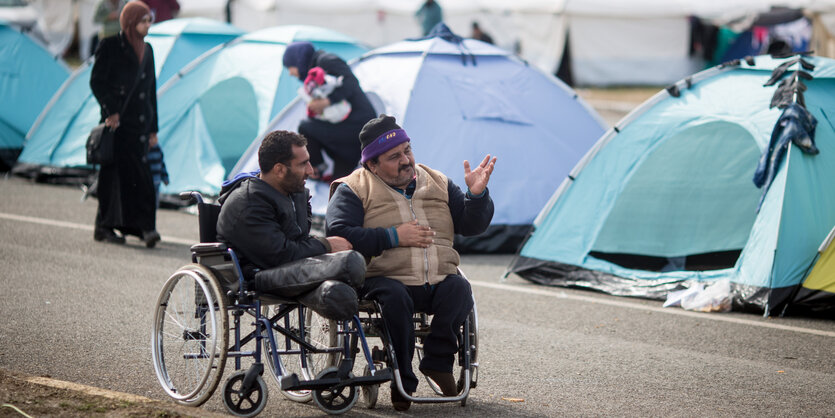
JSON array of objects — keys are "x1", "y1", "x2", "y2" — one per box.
[
  {"x1": 282, "y1": 41, "x2": 376, "y2": 180},
  {"x1": 217, "y1": 130, "x2": 364, "y2": 319},
  {"x1": 326, "y1": 115, "x2": 496, "y2": 411}
]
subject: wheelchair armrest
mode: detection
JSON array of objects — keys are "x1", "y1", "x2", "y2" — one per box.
[{"x1": 190, "y1": 242, "x2": 228, "y2": 255}]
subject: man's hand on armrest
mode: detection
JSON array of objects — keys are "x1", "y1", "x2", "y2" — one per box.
[
  {"x1": 326, "y1": 236, "x2": 353, "y2": 252},
  {"x1": 396, "y1": 220, "x2": 434, "y2": 248}
]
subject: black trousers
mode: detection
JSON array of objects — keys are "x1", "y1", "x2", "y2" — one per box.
[
  {"x1": 253, "y1": 251, "x2": 366, "y2": 321},
  {"x1": 361, "y1": 274, "x2": 473, "y2": 393},
  {"x1": 298, "y1": 117, "x2": 364, "y2": 179}
]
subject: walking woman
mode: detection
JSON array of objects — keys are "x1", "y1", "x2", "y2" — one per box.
[{"x1": 90, "y1": 1, "x2": 161, "y2": 247}]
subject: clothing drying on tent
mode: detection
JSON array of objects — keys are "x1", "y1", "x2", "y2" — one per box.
[
  {"x1": 231, "y1": 24, "x2": 605, "y2": 253},
  {"x1": 153, "y1": 25, "x2": 367, "y2": 198},
  {"x1": 508, "y1": 54, "x2": 835, "y2": 317},
  {"x1": 0, "y1": 20, "x2": 69, "y2": 170},
  {"x1": 13, "y1": 18, "x2": 244, "y2": 179}
]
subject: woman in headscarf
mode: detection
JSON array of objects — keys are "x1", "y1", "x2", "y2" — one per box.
[
  {"x1": 282, "y1": 41, "x2": 376, "y2": 181},
  {"x1": 90, "y1": 1, "x2": 161, "y2": 247}
]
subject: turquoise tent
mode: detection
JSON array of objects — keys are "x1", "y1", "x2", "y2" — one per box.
[
  {"x1": 508, "y1": 55, "x2": 835, "y2": 316},
  {"x1": 0, "y1": 20, "x2": 69, "y2": 169},
  {"x1": 230, "y1": 25, "x2": 605, "y2": 252},
  {"x1": 155, "y1": 25, "x2": 367, "y2": 197},
  {"x1": 13, "y1": 18, "x2": 244, "y2": 178}
]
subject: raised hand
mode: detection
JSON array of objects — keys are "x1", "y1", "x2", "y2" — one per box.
[
  {"x1": 464, "y1": 154, "x2": 497, "y2": 196},
  {"x1": 396, "y1": 220, "x2": 434, "y2": 248}
]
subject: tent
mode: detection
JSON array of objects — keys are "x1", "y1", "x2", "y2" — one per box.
[
  {"x1": 508, "y1": 55, "x2": 835, "y2": 316},
  {"x1": 154, "y1": 25, "x2": 367, "y2": 197},
  {"x1": 232, "y1": 25, "x2": 606, "y2": 253},
  {"x1": 194, "y1": 0, "x2": 835, "y2": 86},
  {"x1": 0, "y1": 19, "x2": 68, "y2": 170},
  {"x1": 14, "y1": 18, "x2": 244, "y2": 178},
  {"x1": 788, "y1": 226, "x2": 835, "y2": 316}
]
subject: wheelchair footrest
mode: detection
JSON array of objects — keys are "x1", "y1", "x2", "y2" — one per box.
[{"x1": 280, "y1": 368, "x2": 392, "y2": 391}]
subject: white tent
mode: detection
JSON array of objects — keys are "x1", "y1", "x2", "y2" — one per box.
[{"x1": 182, "y1": 0, "x2": 835, "y2": 86}]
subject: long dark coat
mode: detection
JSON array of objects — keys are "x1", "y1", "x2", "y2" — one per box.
[{"x1": 90, "y1": 33, "x2": 158, "y2": 236}]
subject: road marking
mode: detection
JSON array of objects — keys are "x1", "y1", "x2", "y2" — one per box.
[
  {"x1": 3, "y1": 211, "x2": 832, "y2": 338},
  {"x1": 0, "y1": 212, "x2": 194, "y2": 245},
  {"x1": 470, "y1": 280, "x2": 835, "y2": 338},
  {"x1": 26, "y1": 376, "x2": 154, "y2": 403}
]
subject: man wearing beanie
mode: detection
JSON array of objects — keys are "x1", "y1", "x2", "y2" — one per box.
[
  {"x1": 326, "y1": 115, "x2": 496, "y2": 411},
  {"x1": 282, "y1": 42, "x2": 376, "y2": 181}
]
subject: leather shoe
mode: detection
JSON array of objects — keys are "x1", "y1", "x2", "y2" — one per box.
[
  {"x1": 390, "y1": 389, "x2": 412, "y2": 411},
  {"x1": 94, "y1": 228, "x2": 125, "y2": 244},
  {"x1": 420, "y1": 367, "x2": 458, "y2": 396},
  {"x1": 142, "y1": 230, "x2": 161, "y2": 248}
]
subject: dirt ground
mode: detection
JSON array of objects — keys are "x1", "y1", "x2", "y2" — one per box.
[{"x1": 0, "y1": 369, "x2": 220, "y2": 418}]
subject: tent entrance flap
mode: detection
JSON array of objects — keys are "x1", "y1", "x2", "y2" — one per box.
[{"x1": 590, "y1": 121, "x2": 763, "y2": 267}]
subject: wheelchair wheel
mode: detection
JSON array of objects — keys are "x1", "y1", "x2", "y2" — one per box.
[
  {"x1": 312, "y1": 367, "x2": 358, "y2": 415},
  {"x1": 262, "y1": 305, "x2": 341, "y2": 403},
  {"x1": 222, "y1": 370, "x2": 268, "y2": 417},
  {"x1": 152, "y1": 264, "x2": 228, "y2": 406},
  {"x1": 360, "y1": 364, "x2": 379, "y2": 409}
]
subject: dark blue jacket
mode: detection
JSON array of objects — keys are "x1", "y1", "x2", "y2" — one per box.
[{"x1": 326, "y1": 176, "x2": 493, "y2": 258}]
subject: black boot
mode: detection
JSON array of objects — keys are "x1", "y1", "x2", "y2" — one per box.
[
  {"x1": 142, "y1": 230, "x2": 161, "y2": 248},
  {"x1": 94, "y1": 228, "x2": 125, "y2": 244}
]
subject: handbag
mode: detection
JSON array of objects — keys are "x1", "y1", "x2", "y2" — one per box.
[
  {"x1": 86, "y1": 44, "x2": 149, "y2": 166},
  {"x1": 86, "y1": 123, "x2": 115, "y2": 165}
]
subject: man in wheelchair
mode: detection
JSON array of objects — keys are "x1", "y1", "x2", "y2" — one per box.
[
  {"x1": 326, "y1": 115, "x2": 496, "y2": 411},
  {"x1": 216, "y1": 130, "x2": 364, "y2": 320}
]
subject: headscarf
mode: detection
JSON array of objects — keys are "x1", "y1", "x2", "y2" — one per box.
[
  {"x1": 120, "y1": 1, "x2": 151, "y2": 61},
  {"x1": 282, "y1": 42, "x2": 315, "y2": 81}
]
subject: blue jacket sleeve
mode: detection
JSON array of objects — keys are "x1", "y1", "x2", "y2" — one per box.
[
  {"x1": 448, "y1": 179, "x2": 494, "y2": 236},
  {"x1": 326, "y1": 183, "x2": 396, "y2": 258}
]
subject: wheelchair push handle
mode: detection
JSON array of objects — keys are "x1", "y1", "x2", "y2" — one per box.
[{"x1": 179, "y1": 191, "x2": 205, "y2": 205}]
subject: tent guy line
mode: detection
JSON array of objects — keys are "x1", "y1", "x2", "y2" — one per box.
[{"x1": 1, "y1": 210, "x2": 832, "y2": 338}]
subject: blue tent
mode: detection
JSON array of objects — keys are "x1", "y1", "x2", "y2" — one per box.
[
  {"x1": 14, "y1": 18, "x2": 244, "y2": 177},
  {"x1": 154, "y1": 25, "x2": 367, "y2": 197},
  {"x1": 0, "y1": 20, "x2": 69, "y2": 169},
  {"x1": 508, "y1": 55, "x2": 835, "y2": 316},
  {"x1": 231, "y1": 25, "x2": 606, "y2": 252}
]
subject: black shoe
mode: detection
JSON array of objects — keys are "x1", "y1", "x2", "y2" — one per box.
[
  {"x1": 391, "y1": 389, "x2": 412, "y2": 411},
  {"x1": 94, "y1": 228, "x2": 125, "y2": 244},
  {"x1": 420, "y1": 367, "x2": 458, "y2": 396},
  {"x1": 142, "y1": 230, "x2": 161, "y2": 248}
]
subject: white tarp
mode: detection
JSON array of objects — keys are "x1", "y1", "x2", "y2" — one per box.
[{"x1": 50, "y1": 0, "x2": 835, "y2": 85}]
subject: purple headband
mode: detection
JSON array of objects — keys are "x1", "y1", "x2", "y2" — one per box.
[{"x1": 361, "y1": 129, "x2": 410, "y2": 163}]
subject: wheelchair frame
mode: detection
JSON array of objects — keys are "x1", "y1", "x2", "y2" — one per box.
[{"x1": 150, "y1": 191, "x2": 478, "y2": 416}]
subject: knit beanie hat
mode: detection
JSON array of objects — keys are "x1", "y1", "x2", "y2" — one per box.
[
  {"x1": 282, "y1": 41, "x2": 315, "y2": 81},
  {"x1": 359, "y1": 114, "x2": 410, "y2": 163}
]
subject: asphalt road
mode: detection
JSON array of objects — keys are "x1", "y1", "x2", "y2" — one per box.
[{"x1": 1, "y1": 175, "x2": 834, "y2": 417}]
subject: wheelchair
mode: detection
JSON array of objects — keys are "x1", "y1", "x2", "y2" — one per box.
[{"x1": 151, "y1": 191, "x2": 478, "y2": 416}]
